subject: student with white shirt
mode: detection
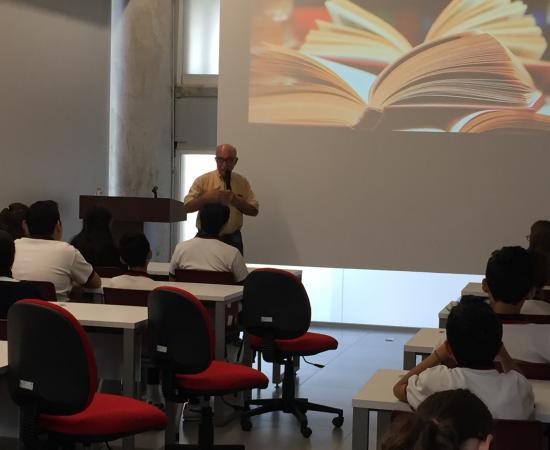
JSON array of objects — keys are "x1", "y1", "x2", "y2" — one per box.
[
  {"x1": 169, "y1": 203, "x2": 249, "y2": 282},
  {"x1": 12, "y1": 201, "x2": 101, "y2": 301},
  {"x1": 0, "y1": 230, "x2": 42, "y2": 318},
  {"x1": 108, "y1": 232, "x2": 157, "y2": 290},
  {"x1": 394, "y1": 301, "x2": 534, "y2": 420},
  {"x1": 483, "y1": 245, "x2": 550, "y2": 362},
  {"x1": 381, "y1": 389, "x2": 494, "y2": 450}
]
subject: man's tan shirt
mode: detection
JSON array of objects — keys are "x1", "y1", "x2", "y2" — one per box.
[{"x1": 183, "y1": 170, "x2": 259, "y2": 235}]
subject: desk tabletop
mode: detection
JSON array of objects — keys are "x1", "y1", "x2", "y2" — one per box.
[
  {"x1": 57, "y1": 302, "x2": 148, "y2": 330},
  {"x1": 101, "y1": 279, "x2": 243, "y2": 303},
  {"x1": 0, "y1": 340, "x2": 6, "y2": 375},
  {"x1": 404, "y1": 328, "x2": 445, "y2": 354},
  {"x1": 354, "y1": 368, "x2": 550, "y2": 423},
  {"x1": 146, "y1": 261, "x2": 302, "y2": 279}
]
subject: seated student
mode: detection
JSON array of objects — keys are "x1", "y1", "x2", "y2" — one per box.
[
  {"x1": 483, "y1": 245, "x2": 550, "y2": 360},
  {"x1": 393, "y1": 301, "x2": 534, "y2": 420},
  {"x1": 0, "y1": 230, "x2": 42, "y2": 318},
  {"x1": 0, "y1": 202, "x2": 28, "y2": 240},
  {"x1": 70, "y1": 206, "x2": 123, "y2": 268},
  {"x1": 108, "y1": 232, "x2": 157, "y2": 289},
  {"x1": 169, "y1": 203, "x2": 248, "y2": 282},
  {"x1": 12, "y1": 200, "x2": 101, "y2": 301},
  {"x1": 381, "y1": 389, "x2": 493, "y2": 450}
]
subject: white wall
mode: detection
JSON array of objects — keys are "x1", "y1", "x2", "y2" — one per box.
[{"x1": 0, "y1": 0, "x2": 110, "y2": 239}]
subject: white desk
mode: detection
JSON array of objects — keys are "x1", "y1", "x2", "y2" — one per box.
[
  {"x1": 352, "y1": 368, "x2": 550, "y2": 450},
  {"x1": 403, "y1": 328, "x2": 444, "y2": 369}
]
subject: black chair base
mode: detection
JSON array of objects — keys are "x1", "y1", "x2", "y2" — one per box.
[{"x1": 241, "y1": 358, "x2": 344, "y2": 438}]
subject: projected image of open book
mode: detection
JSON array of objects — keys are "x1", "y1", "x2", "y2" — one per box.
[
  {"x1": 250, "y1": 33, "x2": 548, "y2": 131},
  {"x1": 249, "y1": 0, "x2": 550, "y2": 132}
]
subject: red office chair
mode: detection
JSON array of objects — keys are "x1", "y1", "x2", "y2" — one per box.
[
  {"x1": 147, "y1": 286, "x2": 269, "y2": 450},
  {"x1": 174, "y1": 269, "x2": 242, "y2": 348},
  {"x1": 21, "y1": 280, "x2": 57, "y2": 301},
  {"x1": 103, "y1": 287, "x2": 150, "y2": 307},
  {"x1": 7, "y1": 299, "x2": 167, "y2": 449},
  {"x1": 493, "y1": 419, "x2": 545, "y2": 450},
  {"x1": 240, "y1": 269, "x2": 344, "y2": 437},
  {"x1": 0, "y1": 318, "x2": 6, "y2": 340}
]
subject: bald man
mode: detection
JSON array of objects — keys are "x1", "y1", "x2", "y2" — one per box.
[{"x1": 183, "y1": 144, "x2": 259, "y2": 254}]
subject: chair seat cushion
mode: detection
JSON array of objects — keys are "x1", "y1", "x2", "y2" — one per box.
[
  {"x1": 40, "y1": 393, "x2": 167, "y2": 438},
  {"x1": 249, "y1": 331, "x2": 338, "y2": 356},
  {"x1": 175, "y1": 360, "x2": 268, "y2": 393}
]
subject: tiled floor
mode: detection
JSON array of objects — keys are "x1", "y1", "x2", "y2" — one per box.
[{"x1": 0, "y1": 325, "x2": 415, "y2": 450}]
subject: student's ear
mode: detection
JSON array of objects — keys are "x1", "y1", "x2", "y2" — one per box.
[
  {"x1": 478, "y1": 434, "x2": 493, "y2": 450},
  {"x1": 146, "y1": 249, "x2": 152, "y2": 263},
  {"x1": 22, "y1": 220, "x2": 29, "y2": 237},
  {"x1": 54, "y1": 220, "x2": 63, "y2": 240},
  {"x1": 481, "y1": 278, "x2": 489, "y2": 294}
]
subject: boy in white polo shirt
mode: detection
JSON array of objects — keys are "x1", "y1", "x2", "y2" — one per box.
[
  {"x1": 394, "y1": 301, "x2": 534, "y2": 420},
  {"x1": 483, "y1": 246, "x2": 550, "y2": 363},
  {"x1": 169, "y1": 203, "x2": 248, "y2": 282},
  {"x1": 12, "y1": 200, "x2": 101, "y2": 301}
]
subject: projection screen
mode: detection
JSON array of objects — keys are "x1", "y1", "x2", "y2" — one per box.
[{"x1": 218, "y1": 0, "x2": 550, "y2": 274}]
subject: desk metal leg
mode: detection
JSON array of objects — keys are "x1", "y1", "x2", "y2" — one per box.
[
  {"x1": 352, "y1": 407, "x2": 369, "y2": 450},
  {"x1": 376, "y1": 411, "x2": 391, "y2": 450},
  {"x1": 122, "y1": 329, "x2": 141, "y2": 450},
  {"x1": 403, "y1": 351, "x2": 416, "y2": 370},
  {"x1": 213, "y1": 302, "x2": 235, "y2": 426}
]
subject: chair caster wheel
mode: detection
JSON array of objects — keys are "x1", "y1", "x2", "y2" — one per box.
[
  {"x1": 301, "y1": 426, "x2": 312, "y2": 438},
  {"x1": 332, "y1": 416, "x2": 344, "y2": 427},
  {"x1": 241, "y1": 418, "x2": 252, "y2": 431}
]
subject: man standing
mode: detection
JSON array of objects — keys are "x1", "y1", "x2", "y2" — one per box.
[{"x1": 183, "y1": 144, "x2": 259, "y2": 254}]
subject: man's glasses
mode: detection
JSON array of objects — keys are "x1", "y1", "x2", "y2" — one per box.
[{"x1": 215, "y1": 157, "x2": 237, "y2": 164}]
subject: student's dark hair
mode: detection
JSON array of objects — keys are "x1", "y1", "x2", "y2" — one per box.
[
  {"x1": 459, "y1": 295, "x2": 488, "y2": 305},
  {"x1": 381, "y1": 389, "x2": 492, "y2": 450},
  {"x1": 446, "y1": 301, "x2": 501, "y2": 368},
  {"x1": 119, "y1": 232, "x2": 150, "y2": 268},
  {"x1": 199, "y1": 203, "x2": 230, "y2": 236},
  {"x1": 0, "y1": 203, "x2": 28, "y2": 240},
  {"x1": 0, "y1": 230, "x2": 15, "y2": 277},
  {"x1": 26, "y1": 200, "x2": 60, "y2": 238},
  {"x1": 485, "y1": 246, "x2": 534, "y2": 305}
]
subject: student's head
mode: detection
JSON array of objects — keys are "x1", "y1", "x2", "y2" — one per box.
[
  {"x1": 482, "y1": 246, "x2": 534, "y2": 305},
  {"x1": 82, "y1": 206, "x2": 112, "y2": 234},
  {"x1": 446, "y1": 301, "x2": 501, "y2": 369},
  {"x1": 528, "y1": 220, "x2": 550, "y2": 254},
  {"x1": 25, "y1": 200, "x2": 62, "y2": 240},
  {"x1": 199, "y1": 203, "x2": 230, "y2": 236},
  {"x1": 0, "y1": 230, "x2": 15, "y2": 278},
  {"x1": 119, "y1": 232, "x2": 151, "y2": 269},
  {"x1": 382, "y1": 389, "x2": 493, "y2": 450}
]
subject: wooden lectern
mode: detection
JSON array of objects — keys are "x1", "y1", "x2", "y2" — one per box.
[{"x1": 79, "y1": 196, "x2": 187, "y2": 239}]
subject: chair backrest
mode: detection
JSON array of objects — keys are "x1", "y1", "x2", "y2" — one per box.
[
  {"x1": 7, "y1": 300, "x2": 96, "y2": 415},
  {"x1": 494, "y1": 360, "x2": 550, "y2": 380},
  {"x1": 174, "y1": 269, "x2": 236, "y2": 285},
  {"x1": 242, "y1": 268, "x2": 311, "y2": 340},
  {"x1": 103, "y1": 287, "x2": 151, "y2": 307},
  {"x1": 147, "y1": 287, "x2": 214, "y2": 374},
  {"x1": 0, "y1": 319, "x2": 6, "y2": 340},
  {"x1": 493, "y1": 419, "x2": 545, "y2": 450},
  {"x1": 94, "y1": 266, "x2": 125, "y2": 278},
  {"x1": 21, "y1": 280, "x2": 57, "y2": 301}
]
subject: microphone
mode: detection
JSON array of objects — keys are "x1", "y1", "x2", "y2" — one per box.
[
  {"x1": 152, "y1": 186, "x2": 158, "y2": 198},
  {"x1": 223, "y1": 172, "x2": 231, "y2": 191}
]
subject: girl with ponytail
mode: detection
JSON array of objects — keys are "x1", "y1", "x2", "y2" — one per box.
[{"x1": 381, "y1": 389, "x2": 493, "y2": 450}]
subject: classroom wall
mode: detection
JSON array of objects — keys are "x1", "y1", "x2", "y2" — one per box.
[{"x1": 0, "y1": 0, "x2": 111, "y2": 239}]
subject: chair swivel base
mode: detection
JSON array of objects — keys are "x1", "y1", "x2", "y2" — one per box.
[{"x1": 241, "y1": 359, "x2": 344, "y2": 438}]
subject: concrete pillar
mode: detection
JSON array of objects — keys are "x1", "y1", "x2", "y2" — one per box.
[{"x1": 109, "y1": 0, "x2": 175, "y2": 260}]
